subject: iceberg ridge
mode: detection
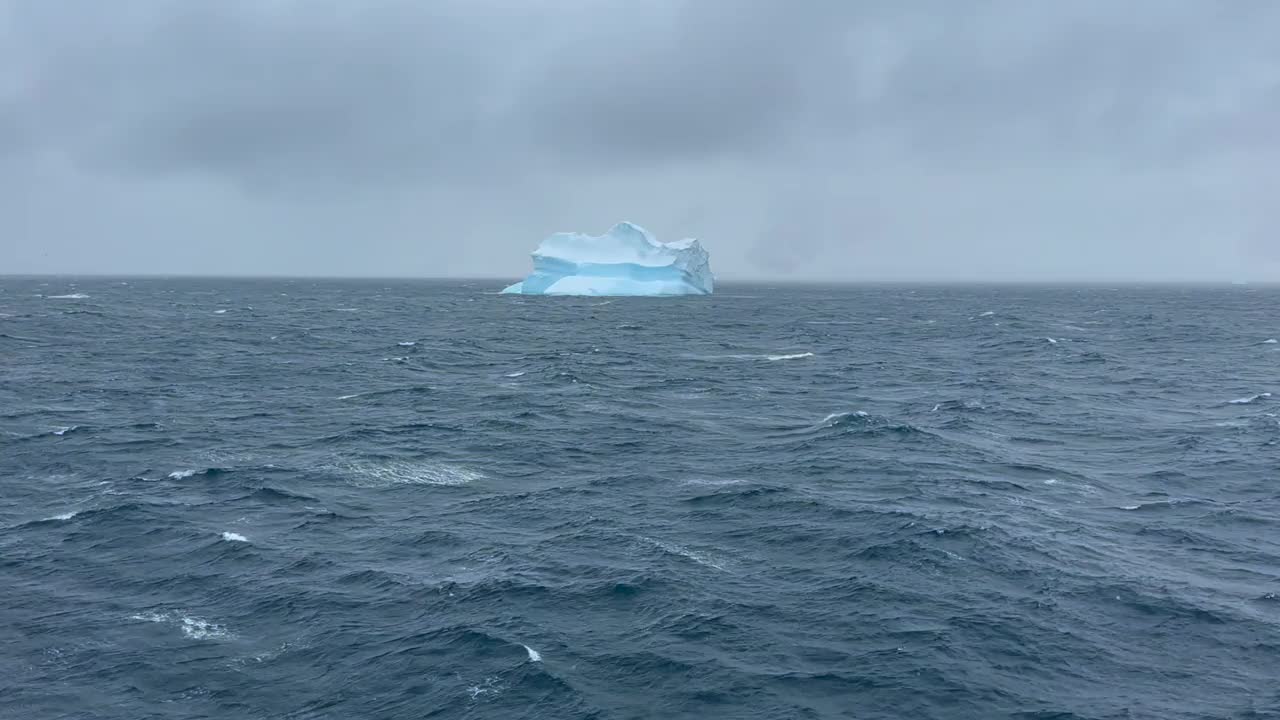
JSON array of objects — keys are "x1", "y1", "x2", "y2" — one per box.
[{"x1": 502, "y1": 222, "x2": 713, "y2": 296}]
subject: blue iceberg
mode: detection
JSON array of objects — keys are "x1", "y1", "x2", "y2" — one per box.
[{"x1": 502, "y1": 222, "x2": 714, "y2": 296}]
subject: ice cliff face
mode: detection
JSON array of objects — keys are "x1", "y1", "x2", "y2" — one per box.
[{"x1": 501, "y1": 222, "x2": 714, "y2": 296}]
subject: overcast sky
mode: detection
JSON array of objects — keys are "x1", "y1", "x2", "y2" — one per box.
[{"x1": 2, "y1": 0, "x2": 1277, "y2": 281}]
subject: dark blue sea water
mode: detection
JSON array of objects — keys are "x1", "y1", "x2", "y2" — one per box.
[{"x1": 2, "y1": 278, "x2": 1279, "y2": 719}]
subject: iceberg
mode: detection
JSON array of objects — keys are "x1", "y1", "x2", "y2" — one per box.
[{"x1": 502, "y1": 222, "x2": 714, "y2": 296}]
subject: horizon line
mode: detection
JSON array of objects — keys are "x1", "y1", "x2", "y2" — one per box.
[{"x1": 0, "y1": 273, "x2": 1272, "y2": 286}]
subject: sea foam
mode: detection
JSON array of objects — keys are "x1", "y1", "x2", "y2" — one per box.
[{"x1": 129, "y1": 611, "x2": 231, "y2": 640}]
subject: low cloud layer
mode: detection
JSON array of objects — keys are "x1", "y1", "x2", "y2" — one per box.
[{"x1": 2, "y1": 0, "x2": 1277, "y2": 280}]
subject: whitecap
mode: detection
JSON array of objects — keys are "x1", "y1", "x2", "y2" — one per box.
[
  {"x1": 337, "y1": 393, "x2": 363, "y2": 400},
  {"x1": 213, "y1": 309, "x2": 227, "y2": 314},
  {"x1": 680, "y1": 477, "x2": 745, "y2": 487},
  {"x1": 1062, "y1": 324, "x2": 1088, "y2": 332},
  {"x1": 221, "y1": 532, "x2": 248, "y2": 543},
  {"x1": 46, "y1": 511, "x2": 79, "y2": 521},
  {"x1": 767, "y1": 352, "x2": 814, "y2": 361},
  {"x1": 47, "y1": 293, "x2": 89, "y2": 299},
  {"x1": 1043, "y1": 478, "x2": 1058, "y2": 485},
  {"x1": 334, "y1": 308, "x2": 358, "y2": 312},
  {"x1": 340, "y1": 459, "x2": 483, "y2": 488},
  {"x1": 398, "y1": 341, "x2": 416, "y2": 347},
  {"x1": 51, "y1": 425, "x2": 78, "y2": 436},
  {"x1": 130, "y1": 611, "x2": 169, "y2": 623},
  {"x1": 168, "y1": 469, "x2": 198, "y2": 479},
  {"x1": 643, "y1": 536, "x2": 727, "y2": 571},
  {"x1": 523, "y1": 645, "x2": 542, "y2": 662},
  {"x1": 930, "y1": 404, "x2": 941, "y2": 412},
  {"x1": 129, "y1": 611, "x2": 230, "y2": 640},
  {"x1": 179, "y1": 616, "x2": 229, "y2": 640},
  {"x1": 467, "y1": 677, "x2": 503, "y2": 700},
  {"x1": 505, "y1": 371, "x2": 526, "y2": 378},
  {"x1": 1044, "y1": 337, "x2": 1058, "y2": 344},
  {"x1": 1263, "y1": 339, "x2": 1278, "y2": 344},
  {"x1": 1228, "y1": 393, "x2": 1271, "y2": 405},
  {"x1": 821, "y1": 411, "x2": 868, "y2": 426},
  {"x1": 1119, "y1": 505, "x2": 1141, "y2": 511},
  {"x1": 979, "y1": 311, "x2": 995, "y2": 317}
]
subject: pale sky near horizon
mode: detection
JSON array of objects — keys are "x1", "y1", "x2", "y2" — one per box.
[{"x1": 2, "y1": 1, "x2": 1277, "y2": 281}]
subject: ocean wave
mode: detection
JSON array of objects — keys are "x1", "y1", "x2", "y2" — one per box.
[
  {"x1": 168, "y1": 467, "x2": 227, "y2": 479},
  {"x1": 930, "y1": 399, "x2": 986, "y2": 413},
  {"x1": 640, "y1": 536, "x2": 728, "y2": 572},
  {"x1": 6, "y1": 280, "x2": 1280, "y2": 718},
  {"x1": 336, "y1": 386, "x2": 435, "y2": 401},
  {"x1": 679, "y1": 477, "x2": 746, "y2": 487},
  {"x1": 693, "y1": 351, "x2": 814, "y2": 362},
  {"x1": 1117, "y1": 497, "x2": 1211, "y2": 512},
  {"x1": 683, "y1": 484, "x2": 791, "y2": 506},
  {"x1": 768, "y1": 352, "x2": 814, "y2": 361},
  {"x1": 819, "y1": 411, "x2": 869, "y2": 427},
  {"x1": 244, "y1": 486, "x2": 317, "y2": 504},
  {"x1": 337, "y1": 459, "x2": 483, "y2": 487},
  {"x1": 129, "y1": 611, "x2": 231, "y2": 640},
  {"x1": 467, "y1": 676, "x2": 504, "y2": 700},
  {"x1": 1227, "y1": 392, "x2": 1271, "y2": 405},
  {"x1": 811, "y1": 412, "x2": 938, "y2": 438}
]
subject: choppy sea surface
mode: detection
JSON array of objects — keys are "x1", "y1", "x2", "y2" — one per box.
[{"x1": 2, "y1": 278, "x2": 1279, "y2": 719}]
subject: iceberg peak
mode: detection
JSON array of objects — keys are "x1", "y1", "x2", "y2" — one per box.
[{"x1": 502, "y1": 222, "x2": 714, "y2": 296}]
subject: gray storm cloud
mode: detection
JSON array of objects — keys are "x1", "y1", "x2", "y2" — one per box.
[{"x1": 1, "y1": 0, "x2": 1277, "y2": 280}]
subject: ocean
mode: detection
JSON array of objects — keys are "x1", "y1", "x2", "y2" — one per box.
[{"x1": 2, "y1": 278, "x2": 1278, "y2": 719}]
